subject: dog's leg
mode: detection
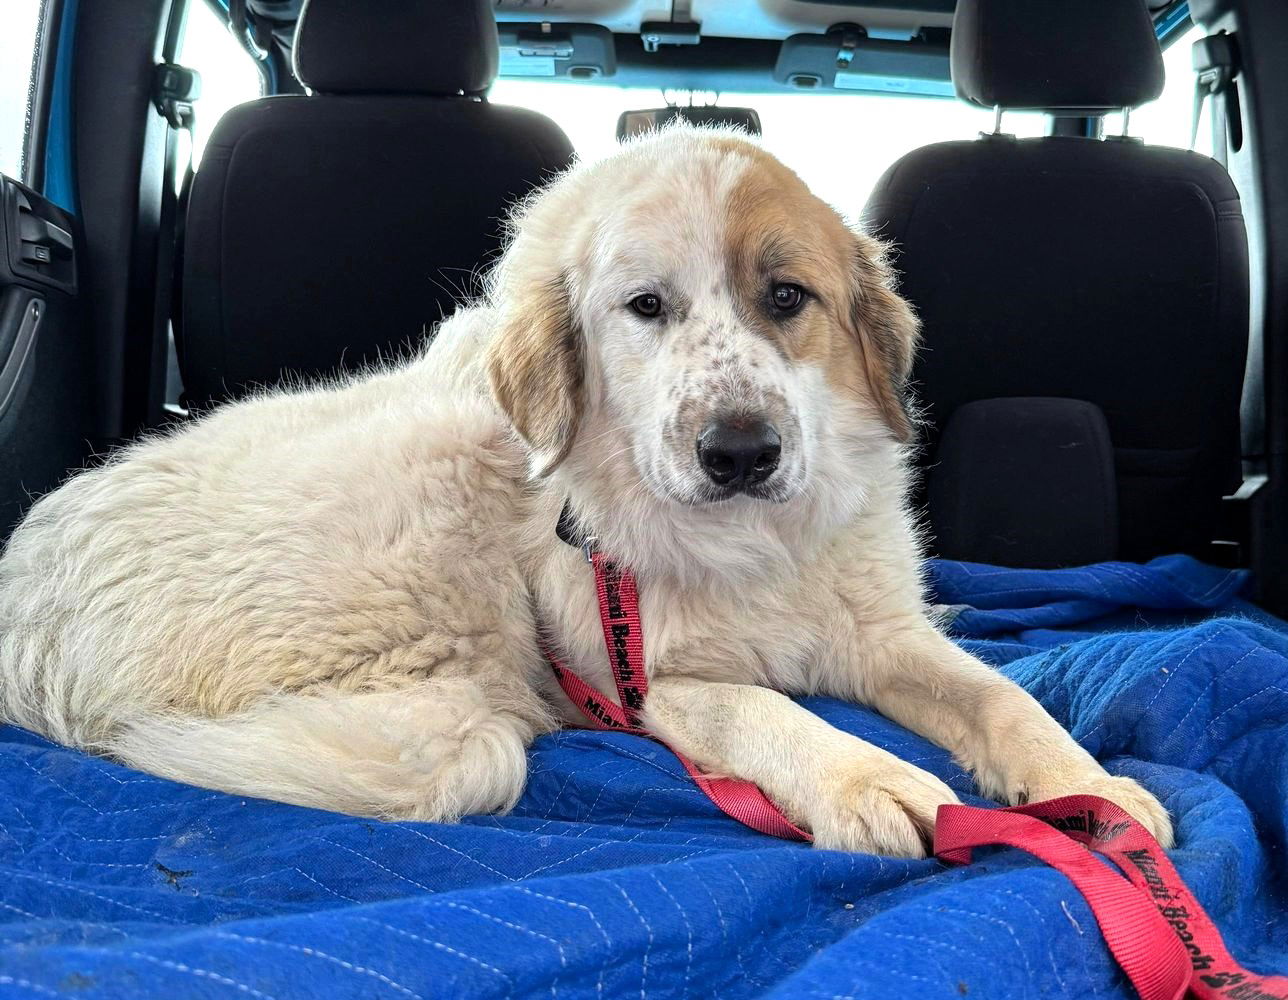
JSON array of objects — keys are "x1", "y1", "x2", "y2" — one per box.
[
  {"x1": 642, "y1": 676, "x2": 959, "y2": 856},
  {"x1": 833, "y1": 623, "x2": 1173, "y2": 847},
  {"x1": 105, "y1": 677, "x2": 543, "y2": 822}
]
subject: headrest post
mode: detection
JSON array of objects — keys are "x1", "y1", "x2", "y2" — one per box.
[
  {"x1": 992, "y1": 105, "x2": 1003, "y2": 135},
  {"x1": 1121, "y1": 106, "x2": 1131, "y2": 137}
]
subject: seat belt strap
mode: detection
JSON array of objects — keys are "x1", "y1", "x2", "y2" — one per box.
[
  {"x1": 1191, "y1": 32, "x2": 1242, "y2": 168},
  {"x1": 151, "y1": 61, "x2": 199, "y2": 408}
]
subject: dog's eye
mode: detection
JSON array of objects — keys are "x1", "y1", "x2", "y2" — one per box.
[
  {"x1": 629, "y1": 293, "x2": 663, "y2": 318},
  {"x1": 770, "y1": 283, "x2": 805, "y2": 314}
]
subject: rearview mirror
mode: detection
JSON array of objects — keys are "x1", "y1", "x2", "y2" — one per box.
[{"x1": 616, "y1": 106, "x2": 762, "y2": 140}]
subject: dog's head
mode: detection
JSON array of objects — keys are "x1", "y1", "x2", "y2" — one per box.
[{"x1": 485, "y1": 127, "x2": 918, "y2": 563}]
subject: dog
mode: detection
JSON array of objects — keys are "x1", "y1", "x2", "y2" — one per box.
[{"x1": 0, "y1": 127, "x2": 1171, "y2": 856}]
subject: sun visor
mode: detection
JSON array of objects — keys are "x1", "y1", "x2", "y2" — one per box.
[
  {"x1": 774, "y1": 28, "x2": 952, "y2": 97},
  {"x1": 496, "y1": 23, "x2": 616, "y2": 80}
]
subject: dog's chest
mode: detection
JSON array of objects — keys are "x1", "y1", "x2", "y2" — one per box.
[{"x1": 533, "y1": 553, "x2": 835, "y2": 719}]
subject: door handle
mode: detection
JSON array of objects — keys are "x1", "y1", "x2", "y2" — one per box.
[
  {"x1": 18, "y1": 207, "x2": 73, "y2": 265},
  {"x1": 3, "y1": 178, "x2": 78, "y2": 292}
]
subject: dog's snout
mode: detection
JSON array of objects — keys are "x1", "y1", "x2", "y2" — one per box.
[{"x1": 697, "y1": 420, "x2": 781, "y2": 489}]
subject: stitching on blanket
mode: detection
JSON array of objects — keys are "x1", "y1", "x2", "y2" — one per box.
[
  {"x1": 691, "y1": 872, "x2": 731, "y2": 945},
  {"x1": 3, "y1": 870, "x2": 187, "y2": 924},
  {"x1": 871, "y1": 931, "x2": 957, "y2": 982},
  {"x1": 728, "y1": 863, "x2": 808, "y2": 970},
  {"x1": 1194, "y1": 565, "x2": 1237, "y2": 604},
  {"x1": 607, "y1": 878, "x2": 655, "y2": 1000},
  {"x1": 877, "y1": 929, "x2": 974, "y2": 962},
  {"x1": 0, "y1": 974, "x2": 64, "y2": 998},
  {"x1": 720, "y1": 863, "x2": 789, "y2": 990},
  {"x1": 1102, "y1": 564, "x2": 1164, "y2": 605},
  {"x1": 0, "y1": 899, "x2": 39, "y2": 920},
  {"x1": 287, "y1": 866, "x2": 360, "y2": 903},
  {"x1": 441, "y1": 900, "x2": 568, "y2": 968},
  {"x1": 648, "y1": 873, "x2": 694, "y2": 996},
  {"x1": 8, "y1": 805, "x2": 153, "y2": 870},
  {"x1": 124, "y1": 951, "x2": 279, "y2": 1000},
  {"x1": 37, "y1": 833, "x2": 167, "y2": 844},
  {"x1": 399, "y1": 827, "x2": 515, "y2": 882},
  {"x1": 1156, "y1": 644, "x2": 1261, "y2": 747},
  {"x1": 726, "y1": 866, "x2": 756, "y2": 907},
  {"x1": 522, "y1": 841, "x2": 615, "y2": 878},
  {"x1": 212, "y1": 931, "x2": 423, "y2": 1000},
  {"x1": 824, "y1": 959, "x2": 946, "y2": 997},
  {"x1": 566, "y1": 768, "x2": 662, "y2": 826},
  {"x1": 15, "y1": 758, "x2": 102, "y2": 812},
  {"x1": 1204, "y1": 684, "x2": 1288, "y2": 734},
  {"x1": 314, "y1": 838, "x2": 438, "y2": 893},
  {"x1": 539, "y1": 754, "x2": 631, "y2": 821},
  {"x1": 97, "y1": 794, "x2": 227, "y2": 816},
  {"x1": 602, "y1": 742, "x2": 689, "y2": 781},
  {"x1": 0, "y1": 899, "x2": 157, "y2": 947},
  {"x1": 1079, "y1": 625, "x2": 1230, "y2": 743},
  {"x1": 350, "y1": 916, "x2": 516, "y2": 994},
  {"x1": 513, "y1": 886, "x2": 611, "y2": 998},
  {"x1": 995, "y1": 888, "x2": 1068, "y2": 994},
  {"x1": 937, "y1": 904, "x2": 1037, "y2": 986}
]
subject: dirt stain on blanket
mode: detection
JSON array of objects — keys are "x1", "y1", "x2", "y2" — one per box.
[{"x1": 154, "y1": 862, "x2": 194, "y2": 892}]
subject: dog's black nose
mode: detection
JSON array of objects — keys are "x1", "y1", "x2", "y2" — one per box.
[{"x1": 697, "y1": 420, "x2": 781, "y2": 488}]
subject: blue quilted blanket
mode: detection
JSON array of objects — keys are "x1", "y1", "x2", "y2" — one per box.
[{"x1": 2, "y1": 555, "x2": 1286, "y2": 999}]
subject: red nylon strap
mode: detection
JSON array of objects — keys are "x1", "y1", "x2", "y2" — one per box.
[
  {"x1": 936, "y1": 795, "x2": 1288, "y2": 1000},
  {"x1": 547, "y1": 552, "x2": 811, "y2": 841},
  {"x1": 549, "y1": 550, "x2": 1287, "y2": 995}
]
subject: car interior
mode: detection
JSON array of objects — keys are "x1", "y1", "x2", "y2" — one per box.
[
  {"x1": 4, "y1": 0, "x2": 1284, "y2": 618},
  {"x1": 4, "y1": 1, "x2": 1288, "y2": 994}
]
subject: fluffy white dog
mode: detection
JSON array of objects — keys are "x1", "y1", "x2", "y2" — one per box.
[{"x1": 0, "y1": 128, "x2": 1170, "y2": 856}]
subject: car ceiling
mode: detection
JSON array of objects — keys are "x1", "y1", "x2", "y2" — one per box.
[{"x1": 241, "y1": 0, "x2": 1186, "y2": 90}]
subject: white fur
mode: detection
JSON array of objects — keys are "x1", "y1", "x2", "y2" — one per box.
[{"x1": 0, "y1": 128, "x2": 1171, "y2": 855}]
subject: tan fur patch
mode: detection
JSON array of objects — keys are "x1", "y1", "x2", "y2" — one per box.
[
  {"x1": 485, "y1": 274, "x2": 584, "y2": 472},
  {"x1": 723, "y1": 156, "x2": 919, "y2": 442}
]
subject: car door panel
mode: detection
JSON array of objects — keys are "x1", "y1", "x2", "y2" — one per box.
[{"x1": 0, "y1": 174, "x2": 93, "y2": 538}]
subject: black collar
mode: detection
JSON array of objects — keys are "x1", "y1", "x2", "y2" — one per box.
[
  {"x1": 555, "y1": 499, "x2": 581, "y2": 549},
  {"x1": 555, "y1": 499, "x2": 599, "y2": 561}
]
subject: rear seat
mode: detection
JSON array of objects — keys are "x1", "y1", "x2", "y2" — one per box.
[
  {"x1": 864, "y1": 0, "x2": 1249, "y2": 567},
  {"x1": 178, "y1": 0, "x2": 573, "y2": 407}
]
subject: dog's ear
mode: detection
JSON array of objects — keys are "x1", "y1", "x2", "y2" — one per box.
[
  {"x1": 485, "y1": 272, "x2": 585, "y2": 475},
  {"x1": 847, "y1": 233, "x2": 920, "y2": 443}
]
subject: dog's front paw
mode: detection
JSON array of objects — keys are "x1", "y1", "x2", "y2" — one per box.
[
  {"x1": 808, "y1": 753, "x2": 960, "y2": 858},
  {"x1": 1024, "y1": 772, "x2": 1173, "y2": 849}
]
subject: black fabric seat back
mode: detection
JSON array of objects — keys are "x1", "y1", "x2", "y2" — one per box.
[
  {"x1": 864, "y1": 0, "x2": 1249, "y2": 565},
  {"x1": 180, "y1": 0, "x2": 573, "y2": 407}
]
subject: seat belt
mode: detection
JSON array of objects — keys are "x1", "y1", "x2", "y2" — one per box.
[
  {"x1": 150, "y1": 61, "x2": 200, "y2": 413},
  {"x1": 1191, "y1": 31, "x2": 1242, "y2": 168}
]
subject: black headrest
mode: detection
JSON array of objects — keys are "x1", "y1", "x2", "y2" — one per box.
[
  {"x1": 293, "y1": 0, "x2": 499, "y2": 95},
  {"x1": 950, "y1": 0, "x2": 1165, "y2": 112}
]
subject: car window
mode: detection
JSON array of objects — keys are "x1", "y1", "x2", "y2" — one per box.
[
  {"x1": 178, "y1": 0, "x2": 264, "y2": 168},
  {"x1": 0, "y1": 0, "x2": 49, "y2": 181}
]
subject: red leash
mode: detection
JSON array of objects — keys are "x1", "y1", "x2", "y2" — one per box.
[
  {"x1": 936, "y1": 796, "x2": 1288, "y2": 999},
  {"x1": 545, "y1": 549, "x2": 811, "y2": 841},
  {"x1": 547, "y1": 530, "x2": 1285, "y2": 997}
]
